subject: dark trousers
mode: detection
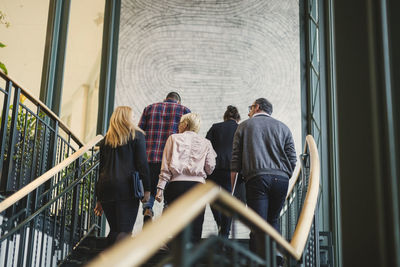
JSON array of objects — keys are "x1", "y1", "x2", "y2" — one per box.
[
  {"x1": 101, "y1": 198, "x2": 139, "y2": 246},
  {"x1": 149, "y1": 162, "x2": 162, "y2": 196},
  {"x1": 142, "y1": 162, "x2": 162, "y2": 213},
  {"x1": 165, "y1": 181, "x2": 205, "y2": 244},
  {"x1": 245, "y1": 174, "x2": 289, "y2": 252},
  {"x1": 208, "y1": 169, "x2": 232, "y2": 237}
]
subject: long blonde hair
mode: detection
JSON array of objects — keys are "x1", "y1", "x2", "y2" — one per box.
[{"x1": 105, "y1": 106, "x2": 143, "y2": 148}]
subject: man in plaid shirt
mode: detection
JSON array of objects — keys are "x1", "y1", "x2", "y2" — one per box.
[{"x1": 139, "y1": 92, "x2": 191, "y2": 222}]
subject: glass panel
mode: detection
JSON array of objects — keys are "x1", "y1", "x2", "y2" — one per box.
[
  {"x1": 312, "y1": 28, "x2": 320, "y2": 71},
  {"x1": 60, "y1": 0, "x2": 105, "y2": 142},
  {"x1": 312, "y1": 78, "x2": 321, "y2": 129},
  {"x1": 309, "y1": 20, "x2": 316, "y2": 55},
  {"x1": 311, "y1": 0, "x2": 319, "y2": 23}
]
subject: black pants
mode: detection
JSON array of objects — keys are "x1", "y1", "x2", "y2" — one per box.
[
  {"x1": 101, "y1": 198, "x2": 139, "y2": 246},
  {"x1": 208, "y1": 169, "x2": 232, "y2": 237},
  {"x1": 149, "y1": 162, "x2": 162, "y2": 196},
  {"x1": 165, "y1": 181, "x2": 205, "y2": 244}
]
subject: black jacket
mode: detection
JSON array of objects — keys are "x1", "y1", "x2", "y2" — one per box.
[
  {"x1": 96, "y1": 130, "x2": 150, "y2": 202},
  {"x1": 206, "y1": 120, "x2": 238, "y2": 171}
]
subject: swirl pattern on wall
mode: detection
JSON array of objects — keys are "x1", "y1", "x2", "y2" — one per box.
[
  {"x1": 116, "y1": 0, "x2": 300, "y2": 140},
  {"x1": 118, "y1": 0, "x2": 301, "y2": 238}
]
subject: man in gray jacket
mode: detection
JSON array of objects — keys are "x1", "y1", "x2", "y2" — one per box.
[{"x1": 231, "y1": 97, "x2": 297, "y2": 255}]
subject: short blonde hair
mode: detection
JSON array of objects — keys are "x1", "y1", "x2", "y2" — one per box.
[
  {"x1": 180, "y1": 113, "x2": 201, "y2": 133},
  {"x1": 105, "y1": 106, "x2": 144, "y2": 147}
]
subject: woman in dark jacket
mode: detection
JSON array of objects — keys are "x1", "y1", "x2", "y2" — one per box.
[
  {"x1": 206, "y1": 105, "x2": 241, "y2": 238},
  {"x1": 94, "y1": 106, "x2": 150, "y2": 246}
]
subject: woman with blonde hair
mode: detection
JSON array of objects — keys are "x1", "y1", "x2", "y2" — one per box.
[
  {"x1": 155, "y1": 113, "x2": 217, "y2": 243},
  {"x1": 94, "y1": 106, "x2": 150, "y2": 246}
]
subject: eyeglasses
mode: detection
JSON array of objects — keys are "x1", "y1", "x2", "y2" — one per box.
[{"x1": 248, "y1": 105, "x2": 255, "y2": 112}]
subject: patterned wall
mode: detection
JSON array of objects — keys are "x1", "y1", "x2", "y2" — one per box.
[
  {"x1": 115, "y1": 0, "x2": 300, "y2": 151},
  {"x1": 116, "y1": 0, "x2": 301, "y2": 237}
]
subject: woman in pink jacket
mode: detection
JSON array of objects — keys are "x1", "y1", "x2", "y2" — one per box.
[{"x1": 155, "y1": 113, "x2": 217, "y2": 243}]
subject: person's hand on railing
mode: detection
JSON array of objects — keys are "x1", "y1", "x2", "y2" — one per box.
[
  {"x1": 155, "y1": 188, "x2": 164, "y2": 202},
  {"x1": 141, "y1": 191, "x2": 151, "y2": 203},
  {"x1": 94, "y1": 201, "x2": 103, "y2": 216}
]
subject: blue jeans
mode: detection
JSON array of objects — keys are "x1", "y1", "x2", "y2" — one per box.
[
  {"x1": 245, "y1": 174, "x2": 289, "y2": 252},
  {"x1": 142, "y1": 194, "x2": 155, "y2": 211}
]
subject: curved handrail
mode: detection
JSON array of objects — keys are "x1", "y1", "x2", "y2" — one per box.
[
  {"x1": 289, "y1": 135, "x2": 320, "y2": 255},
  {"x1": 287, "y1": 162, "x2": 301, "y2": 198},
  {"x1": 87, "y1": 135, "x2": 320, "y2": 266},
  {"x1": 0, "y1": 71, "x2": 83, "y2": 146},
  {"x1": 0, "y1": 134, "x2": 103, "y2": 213}
]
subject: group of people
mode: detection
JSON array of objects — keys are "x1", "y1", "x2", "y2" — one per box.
[{"x1": 94, "y1": 92, "x2": 297, "y2": 257}]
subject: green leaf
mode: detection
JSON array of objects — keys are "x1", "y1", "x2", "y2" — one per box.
[
  {"x1": 0, "y1": 42, "x2": 5, "y2": 48},
  {"x1": 0, "y1": 61, "x2": 8, "y2": 75}
]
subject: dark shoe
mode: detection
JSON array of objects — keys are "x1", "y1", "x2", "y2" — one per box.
[
  {"x1": 143, "y1": 208, "x2": 153, "y2": 223},
  {"x1": 276, "y1": 255, "x2": 285, "y2": 267}
]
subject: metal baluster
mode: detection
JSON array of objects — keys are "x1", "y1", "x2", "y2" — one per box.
[
  {"x1": 173, "y1": 225, "x2": 192, "y2": 267},
  {"x1": 16, "y1": 225, "x2": 28, "y2": 267},
  {"x1": 18, "y1": 110, "x2": 29, "y2": 189},
  {"x1": 1, "y1": 86, "x2": 20, "y2": 192},
  {"x1": 0, "y1": 79, "x2": 12, "y2": 191},
  {"x1": 70, "y1": 157, "x2": 82, "y2": 244}
]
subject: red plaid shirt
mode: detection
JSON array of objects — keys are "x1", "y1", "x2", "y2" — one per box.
[{"x1": 139, "y1": 99, "x2": 190, "y2": 163}]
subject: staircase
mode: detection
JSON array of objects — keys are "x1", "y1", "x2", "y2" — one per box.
[
  {"x1": 0, "y1": 72, "x2": 82, "y2": 197},
  {"x1": 59, "y1": 236, "x2": 108, "y2": 267},
  {"x1": 60, "y1": 236, "x2": 253, "y2": 267},
  {"x1": 0, "y1": 72, "x2": 323, "y2": 267}
]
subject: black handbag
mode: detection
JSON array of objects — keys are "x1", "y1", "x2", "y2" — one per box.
[{"x1": 132, "y1": 171, "x2": 144, "y2": 199}]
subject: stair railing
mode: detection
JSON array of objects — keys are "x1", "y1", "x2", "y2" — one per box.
[
  {"x1": 0, "y1": 135, "x2": 103, "y2": 267},
  {"x1": 0, "y1": 72, "x2": 83, "y2": 196},
  {"x1": 87, "y1": 135, "x2": 320, "y2": 267}
]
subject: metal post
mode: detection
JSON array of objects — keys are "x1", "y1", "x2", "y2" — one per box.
[
  {"x1": 97, "y1": 0, "x2": 121, "y2": 135},
  {"x1": 40, "y1": 0, "x2": 71, "y2": 116}
]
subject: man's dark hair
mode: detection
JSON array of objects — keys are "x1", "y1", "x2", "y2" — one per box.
[
  {"x1": 255, "y1": 98, "x2": 273, "y2": 115},
  {"x1": 166, "y1": 92, "x2": 181, "y2": 102}
]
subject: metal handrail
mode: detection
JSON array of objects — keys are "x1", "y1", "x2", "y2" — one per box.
[
  {"x1": 0, "y1": 72, "x2": 86, "y2": 196},
  {"x1": 0, "y1": 72, "x2": 83, "y2": 146},
  {"x1": 87, "y1": 135, "x2": 320, "y2": 267},
  {"x1": 0, "y1": 135, "x2": 103, "y2": 213},
  {"x1": 0, "y1": 135, "x2": 103, "y2": 267}
]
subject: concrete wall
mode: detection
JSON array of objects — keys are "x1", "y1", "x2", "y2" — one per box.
[
  {"x1": 115, "y1": 0, "x2": 301, "y2": 154},
  {"x1": 116, "y1": 0, "x2": 301, "y2": 238}
]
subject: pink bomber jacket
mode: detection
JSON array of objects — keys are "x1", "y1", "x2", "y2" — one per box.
[{"x1": 157, "y1": 131, "x2": 217, "y2": 190}]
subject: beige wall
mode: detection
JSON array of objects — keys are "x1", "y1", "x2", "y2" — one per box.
[
  {"x1": 0, "y1": 0, "x2": 105, "y2": 143},
  {"x1": 0, "y1": 0, "x2": 49, "y2": 96}
]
